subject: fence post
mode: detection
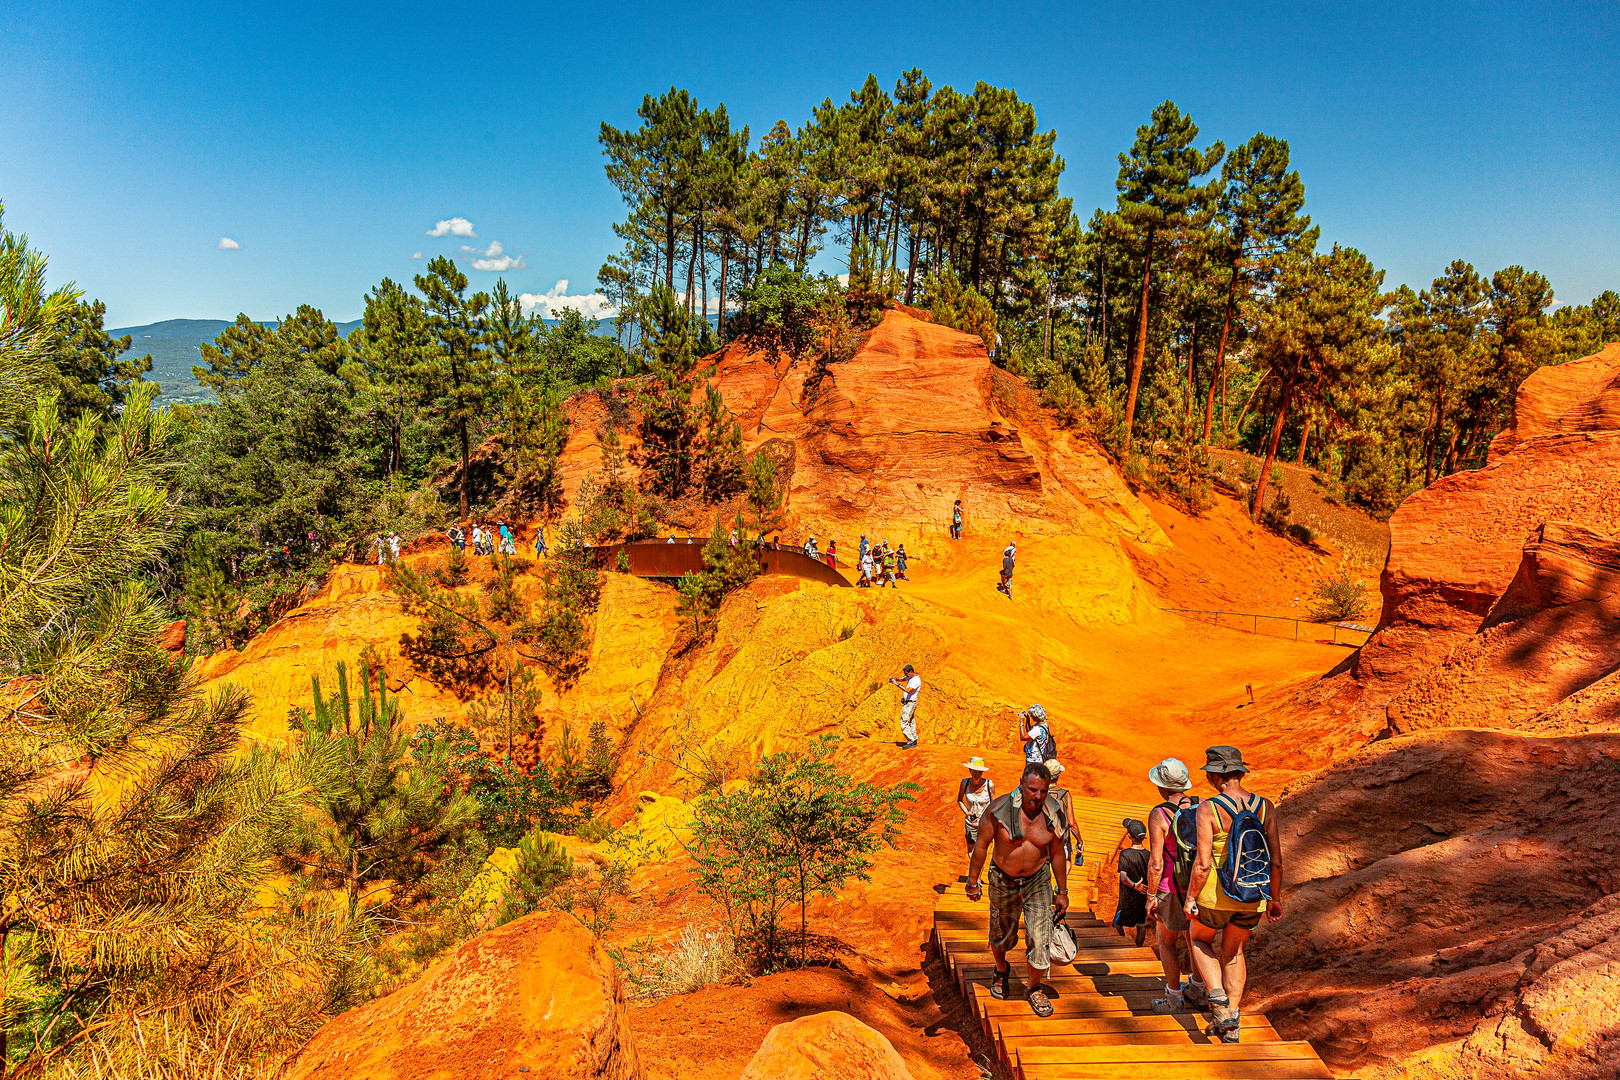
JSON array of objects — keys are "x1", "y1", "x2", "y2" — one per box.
[
  {"x1": 1294, "y1": 619, "x2": 1299, "y2": 641},
  {"x1": 1253, "y1": 614, "x2": 1258, "y2": 634}
]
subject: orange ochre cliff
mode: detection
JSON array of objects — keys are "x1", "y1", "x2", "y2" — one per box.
[{"x1": 207, "y1": 315, "x2": 1617, "y2": 1079}]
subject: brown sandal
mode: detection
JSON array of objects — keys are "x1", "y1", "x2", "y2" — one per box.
[{"x1": 1027, "y1": 986, "x2": 1054, "y2": 1018}]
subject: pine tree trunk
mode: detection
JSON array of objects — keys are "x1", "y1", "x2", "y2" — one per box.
[
  {"x1": 1234, "y1": 369, "x2": 1269, "y2": 435},
  {"x1": 718, "y1": 230, "x2": 729, "y2": 343},
  {"x1": 1296, "y1": 416, "x2": 1311, "y2": 465},
  {"x1": 699, "y1": 219, "x2": 709, "y2": 325},
  {"x1": 1043, "y1": 279, "x2": 1053, "y2": 368},
  {"x1": 686, "y1": 219, "x2": 699, "y2": 317},
  {"x1": 905, "y1": 228, "x2": 920, "y2": 304},
  {"x1": 1122, "y1": 232, "x2": 1156, "y2": 453},
  {"x1": 1207, "y1": 261, "x2": 1240, "y2": 442},
  {"x1": 1251, "y1": 365, "x2": 1298, "y2": 522},
  {"x1": 665, "y1": 207, "x2": 677, "y2": 290}
]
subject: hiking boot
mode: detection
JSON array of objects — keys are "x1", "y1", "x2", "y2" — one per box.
[
  {"x1": 902, "y1": 740, "x2": 918, "y2": 749},
  {"x1": 1183, "y1": 982, "x2": 1210, "y2": 1011},
  {"x1": 1150, "y1": 990, "x2": 1185, "y2": 1014}
]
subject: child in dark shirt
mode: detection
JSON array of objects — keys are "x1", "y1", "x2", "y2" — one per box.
[{"x1": 1115, "y1": 818, "x2": 1151, "y2": 947}]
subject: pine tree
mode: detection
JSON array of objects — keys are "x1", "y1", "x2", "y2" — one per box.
[
  {"x1": 45, "y1": 298, "x2": 153, "y2": 421},
  {"x1": 284, "y1": 661, "x2": 478, "y2": 917},
  {"x1": 1114, "y1": 102, "x2": 1224, "y2": 451},
  {"x1": 1248, "y1": 245, "x2": 1386, "y2": 521},
  {"x1": 635, "y1": 284, "x2": 706, "y2": 498},
  {"x1": 2, "y1": 282, "x2": 345, "y2": 1070},
  {"x1": 416, "y1": 257, "x2": 493, "y2": 518},
  {"x1": 1208, "y1": 134, "x2": 1316, "y2": 441}
]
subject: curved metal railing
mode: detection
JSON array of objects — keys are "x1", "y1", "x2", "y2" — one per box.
[{"x1": 588, "y1": 538, "x2": 852, "y2": 588}]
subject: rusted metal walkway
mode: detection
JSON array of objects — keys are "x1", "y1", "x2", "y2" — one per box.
[
  {"x1": 588, "y1": 538, "x2": 852, "y2": 588},
  {"x1": 933, "y1": 796, "x2": 1333, "y2": 1080}
]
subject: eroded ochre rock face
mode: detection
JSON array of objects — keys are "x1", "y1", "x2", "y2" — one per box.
[
  {"x1": 737, "y1": 1011, "x2": 915, "y2": 1080},
  {"x1": 1351, "y1": 342, "x2": 1620, "y2": 733},
  {"x1": 285, "y1": 912, "x2": 641, "y2": 1080}
]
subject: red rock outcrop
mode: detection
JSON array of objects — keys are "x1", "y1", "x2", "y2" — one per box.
[
  {"x1": 737, "y1": 1011, "x2": 915, "y2": 1080},
  {"x1": 285, "y1": 912, "x2": 642, "y2": 1080},
  {"x1": 157, "y1": 619, "x2": 186, "y2": 653},
  {"x1": 1383, "y1": 520, "x2": 1620, "y2": 735},
  {"x1": 555, "y1": 308, "x2": 1165, "y2": 548},
  {"x1": 1248, "y1": 729, "x2": 1620, "y2": 1080},
  {"x1": 1351, "y1": 343, "x2": 1620, "y2": 730}
]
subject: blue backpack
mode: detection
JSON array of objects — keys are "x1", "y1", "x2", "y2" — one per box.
[{"x1": 1211, "y1": 793, "x2": 1273, "y2": 904}]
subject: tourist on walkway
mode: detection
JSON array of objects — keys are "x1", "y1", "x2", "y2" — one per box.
[
  {"x1": 375, "y1": 534, "x2": 386, "y2": 565},
  {"x1": 1045, "y1": 759, "x2": 1080, "y2": 866},
  {"x1": 1019, "y1": 705, "x2": 1053, "y2": 764},
  {"x1": 1145, "y1": 757, "x2": 1206, "y2": 1016},
  {"x1": 881, "y1": 544, "x2": 898, "y2": 588},
  {"x1": 998, "y1": 541, "x2": 1016, "y2": 596},
  {"x1": 957, "y1": 757, "x2": 995, "y2": 871},
  {"x1": 448, "y1": 524, "x2": 465, "y2": 551},
  {"x1": 826, "y1": 539, "x2": 838, "y2": 568},
  {"x1": 859, "y1": 548, "x2": 876, "y2": 588},
  {"x1": 535, "y1": 527, "x2": 547, "y2": 558},
  {"x1": 388, "y1": 532, "x2": 401, "y2": 563},
  {"x1": 1183, "y1": 746, "x2": 1284, "y2": 1044},
  {"x1": 965, "y1": 762, "x2": 1071, "y2": 1018},
  {"x1": 498, "y1": 521, "x2": 515, "y2": 555},
  {"x1": 896, "y1": 544, "x2": 909, "y2": 580},
  {"x1": 951, "y1": 499, "x2": 963, "y2": 540},
  {"x1": 887, "y1": 663, "x2": 921, "y2": 748},
  {"x1": 1115, "y1": 818, "x2": 1151, "y2": 947},
  {"x1": 859, "y1": 534, "x2": 869, "y2": 563},
  {"x1": 803, "y1": 535, "x2": 818, "y2": 560}
]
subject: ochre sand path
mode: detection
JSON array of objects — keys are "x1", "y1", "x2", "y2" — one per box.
[{"x1": 933, "y1": 796, "x2": 1334, "y2": 1080}]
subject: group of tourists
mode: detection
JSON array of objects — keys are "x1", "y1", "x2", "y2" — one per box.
[
  {"x1": 374, "y1": 532, "x2": 402, "y2": 564},
  {"x1": 856, "y1": 535, "x2": 907, "y2": 588},
  {"x1": 446, "y1": 521, "x2": 520, "y2": 557},
  {"x1": 954, "y1": 735, "x2": 1282, "y2": 1043}
]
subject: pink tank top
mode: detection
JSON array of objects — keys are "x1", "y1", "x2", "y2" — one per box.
[{"x1": 1154, "y1": 804, "x2": 1178, "y2": 892}]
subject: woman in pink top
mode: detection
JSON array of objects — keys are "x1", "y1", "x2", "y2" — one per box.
[{"x1": 1143, "y1": 758, "x2": 1206, "y2": 1016}]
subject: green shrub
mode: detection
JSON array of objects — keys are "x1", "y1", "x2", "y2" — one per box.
[
  {"x1": 496, "y1": 828, "x2": 574, "y2": 925},
  {"x1": 1239, "y1": 458, "x2": 1260, "y2": 486},
  {"x1": 577, "y1": 817, "x2": 615, "y2": 843},
  {"x1": 1310, "y1": 561, "x2": 1372, "y2": 622}
]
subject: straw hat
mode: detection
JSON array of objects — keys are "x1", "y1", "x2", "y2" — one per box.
[
  {"x1": 1044, "y1": 758, "x2": 1065, "y2": 777},
  {"x1": 962, "y1": 757, "x2": 988, "y2": 772}
]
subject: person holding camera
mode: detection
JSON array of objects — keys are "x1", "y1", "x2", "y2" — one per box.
[{"x1": 887, "y1": 664, "x2": 921, "y2": 748}]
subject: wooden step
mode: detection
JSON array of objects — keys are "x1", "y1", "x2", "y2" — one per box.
[
  {"x1": 1016, "y1": 1042, "x2": 1331, "y2": 1079},
  {"x1": 933, "y1": 795, "x2": 1330, "y2": 1080},
  {"x1": 997, "y1": 1014, "x2": 1278, "y2": 1042}
]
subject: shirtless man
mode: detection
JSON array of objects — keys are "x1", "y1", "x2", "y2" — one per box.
[{"x1": 965, "y1": 762, "x2": 1070, "y2": 1017}]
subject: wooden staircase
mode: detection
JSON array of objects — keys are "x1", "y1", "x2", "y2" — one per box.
[{"x1": 933, "y1": 796, "x2": 1333, "y2": 1080}]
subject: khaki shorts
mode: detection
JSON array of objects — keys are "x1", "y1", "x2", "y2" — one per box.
[
  {"x1": 988, "y1": 864, "x2": 1054, "y2": 970},
  {"x1": 1196, "y1": 907, "x2": 1262, "y2": 932},
  {"x1": 1155, "y1": 890, "x2": 1189, "y2": 932}
]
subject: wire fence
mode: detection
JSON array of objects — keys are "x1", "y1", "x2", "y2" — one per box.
[{"x1": 1163, "y1": 607, "x2": 1375, "y2": 647}]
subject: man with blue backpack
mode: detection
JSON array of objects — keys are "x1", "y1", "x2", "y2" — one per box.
[{"x1": 1182, "y1": 745, "x2": 1285, "y2": 1045}]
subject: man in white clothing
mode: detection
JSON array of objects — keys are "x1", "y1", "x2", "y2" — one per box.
[{"x1": 888, "y1": 663, "x2": 922, "y2": 749}]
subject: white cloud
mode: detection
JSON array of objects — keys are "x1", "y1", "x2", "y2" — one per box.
[
  {"x1": 411, "y1": 251, "x2": 423, "y2": 260},
  {"x1": 215, "y1": 237, "x2": 240, "y2": 250},
  {"x1": 462, "y1": 239, "x2": 527, "y2": 273},
  {"x1": 519, "y1": 279, "x2": 616, "y2": 320},
  {"x1": 426, "y1": 217, "x2": 477, "y2": 238}
]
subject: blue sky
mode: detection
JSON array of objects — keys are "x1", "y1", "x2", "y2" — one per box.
[{"x1": 2, "y1": 0, "x2": 1615, "y2": 327}]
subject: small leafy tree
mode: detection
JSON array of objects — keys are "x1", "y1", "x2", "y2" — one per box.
[
  {"x1": 732, "y1": 264, "x2": 823, "y2": 363},
  {"x1": 284, "y1": 662, "x2": 478, "y2": 917},
  {"x1": 686, "y1": 738, "x2": 916, "y2": 967}
]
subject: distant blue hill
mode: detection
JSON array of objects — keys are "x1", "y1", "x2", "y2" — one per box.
[
  {"x1": 111, "y1": 318, "x2": 363, "y2": 406},
  {"x1": 112, "y1": 315, "x2": 619, "y2": 406}
]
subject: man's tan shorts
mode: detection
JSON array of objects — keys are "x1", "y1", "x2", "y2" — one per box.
[{"x1": 988, "y1": 864, "x2": 1053, "y2": 970}]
